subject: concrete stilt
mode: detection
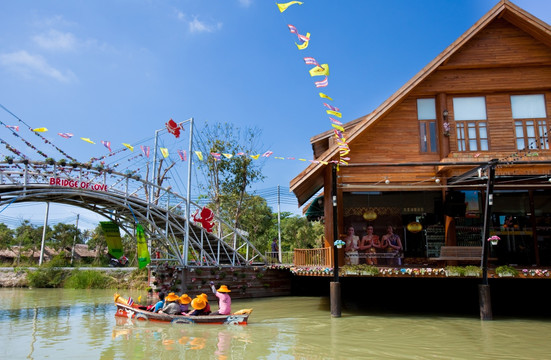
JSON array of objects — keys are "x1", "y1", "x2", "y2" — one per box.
[
  {"x1": 330, "y1": 281, "x2": 341, "y2": 317},
  {"x1": 478, "y1": 284, "x2": 493, "y2": 320}
]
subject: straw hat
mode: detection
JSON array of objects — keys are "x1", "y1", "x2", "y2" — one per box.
[
  {"x1": 191, "y1": 297, "x2": 206, "y2": 310},
  {"x1": 165, "y1": 292, "x2": 179, "y2": 302},
  {"x1": 179, "y1": 294, "x2": 192, "y2": 304},
  {"x1": 217, "y1": 285, "x2": 231, "y2": 293},
  {"x1": 198, "y1": 293, "x2": 209, "y2": 302}
]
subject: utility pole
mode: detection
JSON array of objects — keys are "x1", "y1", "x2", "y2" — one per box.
[
  {"x1": 39, "y1": 202, "x2": 50, "y2": 266},
  {"x1": 71, "y1": 214, "x2": 80, "y2": 265},
  {"x1": 277, "y1": 184, "x2": 282, "y2": 263}
]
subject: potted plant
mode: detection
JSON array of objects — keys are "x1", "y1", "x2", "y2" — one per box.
[
  {"x1": 5, "y1": 156, "x2": 14, "y2": 164},
  {"x1": 445, "y1": 266, "x2": 465, "y2": 277},
  {"x1": 57, "y1": 159, "x2": 67, "y2": 166},
  {"x1": 488, "y1": 235, "x2": 501, "y2": 246},
  {"x1": 495, "y1": 265, "x2": 518, "y2": 277},
  {"x1": 464, "y1": 265, "x2": 482, "y2": 277},
  {"x1": 45, "y1": 157, "x2": 55, "y2": 165}
]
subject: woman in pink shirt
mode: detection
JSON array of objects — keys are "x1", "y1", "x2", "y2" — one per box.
[{"x1": 209, "y1": 282, "x2": 231, "y2": 315}]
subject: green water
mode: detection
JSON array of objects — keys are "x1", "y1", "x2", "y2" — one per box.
[{"x1": 1, "y1": 288, "x2": 549, "y2": 359}]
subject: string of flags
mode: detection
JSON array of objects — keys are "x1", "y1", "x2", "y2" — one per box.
[{"x1": 277, "y1": 1, "x2": 350, "y2": 166}]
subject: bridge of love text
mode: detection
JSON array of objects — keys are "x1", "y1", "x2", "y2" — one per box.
[{"x1": 49, "y1": 177, "x2": 108, "y2": 192}]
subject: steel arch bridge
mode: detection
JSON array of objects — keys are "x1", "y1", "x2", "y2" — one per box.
[{"x1": 0, "y1": 160, "x2": 266, "y2": 267}]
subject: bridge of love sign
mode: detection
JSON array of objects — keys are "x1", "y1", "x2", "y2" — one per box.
[{"x1": 49, "y1": 177, "x2": 108, "y2": 192}]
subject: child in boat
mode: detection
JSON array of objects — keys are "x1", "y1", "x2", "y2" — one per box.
[
  {"x1": 159, "y1": 292, "x2": 181, "y2": 315},
  {"x1": 179, "y1": 294, "x2": 192, "y2": 314},
  {"x1": 147, "y1": 291, "x2": 165, "y2": 312},
  {"x1": 185, "y1": 296, "x2": 208, "y2": 316},
  {"x1": 198, "y1": 293, "x2": 212, "y2": 315},
  {"x1": 209, "y1": 282, "x2": 231, "y2": 315}
]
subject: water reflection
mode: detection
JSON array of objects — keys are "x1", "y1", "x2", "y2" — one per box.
[{"x1": 2, "y1": 288, "x2": 551, "y2": 359}]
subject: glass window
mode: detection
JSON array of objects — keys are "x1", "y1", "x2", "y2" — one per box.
[
  {"x1": 417, "y1": 98, "x2": 437, "y2": 153},
  {"x1": 453, "y1": 97, "x2": 487, "y2": 120},
  {"x1": 511, "y1": 94, "x2": 549, "y2": 150},
  {"x1": 453, "y1": 97, "x2": 488, "y2": 152},
  {"x1": 511, "y1": 94, "x2": 546, "y2": 119}
]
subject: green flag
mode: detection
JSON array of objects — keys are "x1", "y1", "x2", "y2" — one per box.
[
  {"x1": 136, "y1": 224, "x2": 151, "y2": 269},
  {"x1": 100, "y1": 221, "x2": 124, "y2": 259}
]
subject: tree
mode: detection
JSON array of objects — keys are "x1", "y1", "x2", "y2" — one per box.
[
  {"x1": 281, "y1": 217, "x2": 324, "y2": 250},
  {"x1": 196, "y1": 122, "x2": 265, "y2": 235},
  {"x1": 0, "y1": 223, "x2": 14, "y2": 249},
  {"x1": 49, "y1": 223, "x2": 82, "y2": 250}
]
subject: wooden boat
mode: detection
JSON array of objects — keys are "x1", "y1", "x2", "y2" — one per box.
[{"x1": 114, "y1": 294, "x2": 252, "y2": 325}]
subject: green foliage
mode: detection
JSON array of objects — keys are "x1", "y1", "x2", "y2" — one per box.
[
  {"x1": 464, "y1": 265, "x2": 482, "y2": 276},
  {"x1": 445, "y1": 266, "x2": 466, "y2": 276},
  {"x1": 495, "y1": 265, "x2": 519, "y2": 276},
  {"x1": 64, "y1": 269, "x2": 113, "y2": 289},
  {"x1": 26, "y1": 255, "x2": 70, "y2": 288}
]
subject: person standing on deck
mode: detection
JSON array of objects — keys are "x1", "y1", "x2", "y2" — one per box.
[{"x1": 209, "y1": 282, "x2": 232, "y2": 315}]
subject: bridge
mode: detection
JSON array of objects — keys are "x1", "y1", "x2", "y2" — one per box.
[{"x1": 0, "y1": 160, "x2": 266, "y2": 267}]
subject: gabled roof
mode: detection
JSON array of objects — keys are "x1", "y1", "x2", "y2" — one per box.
[{"x1": 290, "y1": 0, "x2": 551, "y2": 206}]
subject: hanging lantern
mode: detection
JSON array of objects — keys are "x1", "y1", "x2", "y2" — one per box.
[
  {"x1": 407, "y1": 221, "x2": 423, "y2": 233},
  {"x1": 363, "y1": 211, "x2": 377, "y2": 221}
]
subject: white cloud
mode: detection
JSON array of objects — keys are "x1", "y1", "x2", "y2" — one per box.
[
  {"x1": 175, "y1": 9, "x2": 186, "y2": 21},
  {"x1": 189, "y1": 17, "x2": 223, "y2": 33},
  {"x1": 0, "y1": 50, "x2": 75, "y2": 83},
  {"x1": 238, "y1": 0, "x2": 253, "y2": 7},
  {"x1": 32, "y1": 29, "x2": 77, "y2": 51}
]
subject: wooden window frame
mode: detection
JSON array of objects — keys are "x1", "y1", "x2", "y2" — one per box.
[
  {"x1": 514, "y1": 119, "x2": 549, "y2": 150},
  {"x1": 455, "y1": 121, "x2": 488, "y2": 152},
  {"x1": 417, "y1": 98, "x2": 438, "y2": 154}
]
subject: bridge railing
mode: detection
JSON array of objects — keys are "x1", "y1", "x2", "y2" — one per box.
[
  {"x1": 293, "y1": 247, "x2": 333, "y2": 267},
  {"x1": 264, "y1": 251, "x2": 294, "y2": 265}
]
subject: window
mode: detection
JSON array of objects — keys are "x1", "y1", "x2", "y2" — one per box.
[
  {"x1": 417, "y1": 98, "x2": 437, "y2": 153},
  {"x1": 453, "y1": 97, "x2": 488, "y2": 151},
  {"x1": 511, "y1": 94, "x2": 548, "y2": 150}
]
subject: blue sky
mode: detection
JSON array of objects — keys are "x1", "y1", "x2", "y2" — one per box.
[{"x1": 1, "y1": 0, "x2": 550, "y2": 230}]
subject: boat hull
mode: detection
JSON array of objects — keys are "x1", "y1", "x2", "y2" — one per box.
[{"x1": 114, "y1": 303, "x2": 250, "y2": 325}]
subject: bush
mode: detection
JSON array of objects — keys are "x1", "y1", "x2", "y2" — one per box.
[
  {"x1": 27, "y1": 267, "x2": 68, "y2": 288},
  {"x1": 64, "y1": 270, "x2": 114, "y2": 289}
]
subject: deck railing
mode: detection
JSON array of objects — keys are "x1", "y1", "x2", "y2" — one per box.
[
  {"x1": 293, "y1": 247, "x2": 333, "y2": 267},
  {"x1": 265, "y1": 251, "x2": 294, "y2": 265}
]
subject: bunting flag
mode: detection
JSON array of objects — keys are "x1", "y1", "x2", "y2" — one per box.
[
  {"x1": 309, "y1": 64, "x2": 329, "y2": 77},
  {"x1": 140, "y1": 145, "x2": 150, "y2": 158},
  {"x1": 58, "y1": 133, "x2": 73, "y2": 139},
  {"x1": 32, "y1": 127, "x2": 48, "y2": 132},
  {"x1": 319, "y1": 93, "x2": 333, "y2": 101},
  {"x1": 330, "y1": 117, "x2": 342, "y2": 125},
  {"x1": 6, "y1": 125, "x2": 19, "y2": 131},
  {"x1": 136, "y1": 224, "x2": 151, "y2": 269},
  {"x1": 304, "y1": 57, "x2": 321, "y2": 67},
  {"x1": 122, "y1": 143, "x2": 134, "y2": 152},
  {"x1": 326, "y1": 110, "x2": 342, "y2": 118},
  {"x1": 315, "y1": 76, "x2": 328, "y2": 88},
  {"x1": 277, "y1": 1, "x2": 303, "y2": 12},
  {"x1": 101, "y1": 140, "x2": 112, "y2": 152},
  {"x1": 100, "y1": 221, "x2": 124, "y2": 259},
  {"x1": 160, "y1": 147, "x2": 169, "y2": 158},
  {"x1": 222, "y1": 153, "x2": 233, "y2": 159},
  {"x1": 332, "y1": 124, "x2": 345, "y2": 132},
  {"x1": 81, "y1": 137, "x2": 95, "y2": 144},
  {"x1": 324, "y1": 103, "x2": 340, "y2": 112},
  {"x1": 296, "y1": 35, "x2": 310, "y2": 50},
  {"x1": 236, "y1": 152, "x2": 245, "y2": 156},
  {"x1": 211, "y1": 152, "x2": 221, "y2": 161},
  {"x1": 195, "y1": 151, "x2": 203, "y2": 161},
  {"x1": 262, "y1": 151, "x2": 273, "y2": 157},
  {"x1": 177, "y1": 149, "x2": 186, "y2": 161},
  {"x1": 251, "y1": 154, "x2": 260, "y2": 159}
]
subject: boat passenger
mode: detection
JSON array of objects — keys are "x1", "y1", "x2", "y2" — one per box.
[
  {"x1": 185, "y1": 297, "x2": 208, "y2": 316},
  {"x1": 159, "y1": 292, "x2": 181, "y2": 315},
  {"x1": 209, "y1": 283, "x2": 232, "y2": 315},
  {"x1": 179, "y1": 294, "x2": 192, "y2": 314},
  {"x1": 198, "y1": 293, "x2": 212, "y2": 315},
  {"x1": 149, "y1": 291, "x2": 165, "y2": 312}
]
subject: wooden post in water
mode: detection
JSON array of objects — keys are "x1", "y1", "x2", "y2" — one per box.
[
  {"x1": 479, "y1": 159, "x2": 497, "y2": 320},
  {"x1": 330, "y1": 164, "x2": 341, "y2": 317}
]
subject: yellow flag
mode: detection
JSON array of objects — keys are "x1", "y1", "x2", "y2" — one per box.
[
  {"x1": 250, "y1": 154, "x2": 260, "y2": 160},
  {"x1": 332, "y1": 124, "x2": 345, "y2": 132},
  {"x1": 298, "y1": 158, "x2": 307, "y2": 161},
  {"x1": 327, "y1": 110, "x2": 342, "y2": 118},
  {"x1": 195, "y1": 151, "x2": 203, "y2": 161},
  {"x1": 122, "y1": 143, "x2": 134, "y2": 152},
  {"x1": 320, "y1": 161, "x2": 329, "y2": 165},
  {"x1": 277, "y1": 1, "x2": 303, "y2": 12},
  {"x1": 309, "y1": 64, "x2": 329, "y2": 77},
  {"x1": 319, "y1": 93, "x2": 333, "y2": 101},
  {"x1": 222, "y1": 153, "x2": 233, "y2": 159},
  {"x1": 32, "y1": 127, "x2": 48, "y2": 132},
  {"x1": 160, "y1": 147, "x2": 169, "y2": 158},
  {"x1": 80, "y1": 137, "x2": 95, "y2": 144},
  {"x1": 296, "y1": 34, "x2": 310, "y2": 50}
]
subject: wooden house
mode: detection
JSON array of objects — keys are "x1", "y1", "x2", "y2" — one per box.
[{"x1": 291, "y1": 0, "x2": 551, "y2": 267}]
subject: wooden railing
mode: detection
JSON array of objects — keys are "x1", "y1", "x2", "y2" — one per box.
[
  {"x1": 264, "y1": 251, "x2": 294, "y2": 265},
  {"x1": 293, "y1": 247, "x2": 333, "y2": 267}
]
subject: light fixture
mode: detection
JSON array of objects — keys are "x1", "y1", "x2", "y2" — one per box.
[
  {"x1": 443, "y1": 109, "x2": 449, "y2": 121},
  {"x1": 548, "y1": 177, "x2": 551, "y2": 183},
  {"x1": 435, "y1": 178, "x2": 441, "y2": 184},
  {"x1": 385, "y1": 179, "x2": 390, "y2": 185}
]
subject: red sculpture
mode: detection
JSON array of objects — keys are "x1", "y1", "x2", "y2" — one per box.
[
  {"x1": 192, "y1": 207, "x2": 215, "y2": 233},
  {"x1": 166, "y1": 119, "x2": 182, "y2": 138}
]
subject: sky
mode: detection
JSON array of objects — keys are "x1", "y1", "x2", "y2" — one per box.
[{"x1": 1, "y1": 0, "x2": 550, "y2": 230}]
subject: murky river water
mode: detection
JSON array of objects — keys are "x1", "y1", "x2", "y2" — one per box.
[{"x1": 1, "y1": 288, "x2": 550, "y2": 359}]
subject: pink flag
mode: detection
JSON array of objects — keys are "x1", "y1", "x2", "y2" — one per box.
[
  {"x1": 101, "y1": 140, "x2": 112, "y2": 152},
  {"x1": 303, "y1": 57, "x2": 320, "y2": 67},
  {"x1": 177, "y1": 149, "x2": 186, "y2": 161},
  {"x1": 329, "y1": 117, "x2": 343, "y2": 125},
  {"x1": 288, "y1": 24, "x2": 309, "y2": 42},
  {"x1": 324, "y1": 103, "x2": 340, "y2": 112},
  {"x1": 315, "y1": 76, "x2": 328, "y2": 88},
  {"x1": 6, "y1": 125, "x2": 19, "y2": 131},
  {"x1": 140, "y1": 145, "x2": 150, "y2": 158},
  {"x1": 58, "y1": 132, "x2": 73, "y2": 139},
  {"x1": 262, "y1": 151, "x2": 273, "y2": 157}
]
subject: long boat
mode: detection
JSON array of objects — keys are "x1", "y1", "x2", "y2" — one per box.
[{"x1": 114, "y1": 294, "x2": 252, "y2": 325}]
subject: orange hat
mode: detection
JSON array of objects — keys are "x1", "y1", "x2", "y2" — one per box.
[
  {"x1": 191, "y1": 297, "x2": 206, "y2": 310},
  {"x1": 165, "y1": 292, "x2": 179, "y2": 302},
  {"x1": 179, "y1": 294, "x2": 192, "y2": 304},
  {"x1": 217, "y1": 285, "x2": 231, "y2": 293},
  {"x1": 199, "y1": 293, "x2": 209, "y2": 302}
]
